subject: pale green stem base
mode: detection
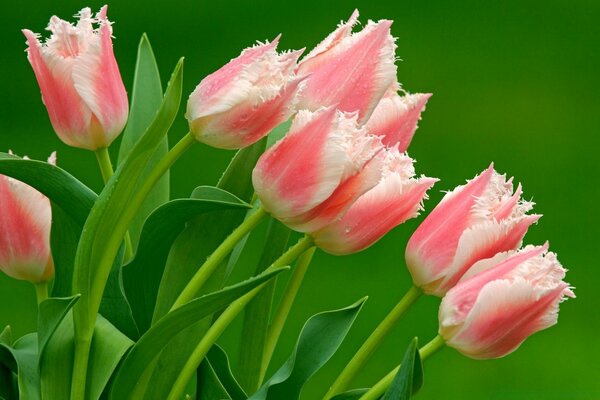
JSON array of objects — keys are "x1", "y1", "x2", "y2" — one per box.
[
  {"x1": 358, "y1": 335, "x2": 446, "y2": 400},
  {"x1": 324, "y1": 285, "x2": 423, "y2": 399},
  {"x1": 71, "y1": 133, "x2": 196, "y2": 400},
  {"x1": 166, "y1": 235, "x2": 314, "y2": 400},
  {"x1": 260, "y1": 246, "x2": 316, "y2": 382},
  {"x1": 170, "y1": 206, "x2": 269, "y2": 311},
  {"x1": 34, "y1": 281, "x2": 48, "y2": 305}
]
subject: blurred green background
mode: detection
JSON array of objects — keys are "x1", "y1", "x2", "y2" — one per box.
[{"x1": 1, "y1": 0, "x2": 599, "y2": 398}]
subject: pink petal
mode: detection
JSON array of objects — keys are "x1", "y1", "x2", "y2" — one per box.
[{"x1": 366, "y1": 92, "x2": 431, "y2": 151}]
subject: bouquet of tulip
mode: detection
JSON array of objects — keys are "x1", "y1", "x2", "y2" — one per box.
[{"x1": 0, "y1": 6, "x2": 574, "y2": 400}]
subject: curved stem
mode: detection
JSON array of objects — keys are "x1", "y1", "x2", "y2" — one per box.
[
  {"x1": 94, "y1": 147, "x2": 134, "y2": 261},
  {"x1": 358, "y1": 335, "x2": 445, "y2": 400},
  {"x1": 324, "y1": 285, "x2": 423, "y2": 399},
  {"x1": 34, "y1": 281, "x2": 48, "y2": 305},
  {"x1": 71, "y1": 132, "x2": 195, "y2": 400},
  {"x1": 260, "y1": 246, "x2": 316, "y2": 382},
  {"x1": 166, "y1": 235, "x2": 314, "y2": 400},
  {"x1": 170, "y1": 206, "x2": 269, "y2": 311}
]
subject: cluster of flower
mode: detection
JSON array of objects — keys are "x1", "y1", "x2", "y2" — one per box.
[{"x1": 1, "y1": 5, "x2": 572, "y2": 383}]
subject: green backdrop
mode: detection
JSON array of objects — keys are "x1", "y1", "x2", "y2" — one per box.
[{"x1": 1, "y1": 1, "x2": 598, "y2": 399}]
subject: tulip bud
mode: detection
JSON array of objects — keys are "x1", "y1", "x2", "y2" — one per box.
[
  {"x1": 0, "y1": 153, "x2": 55, "y2": 283},
  {"x1": 187, "y1": 37, "x2": 304, "y2": 149},
  {"x1": 23, "y1": 6, "x2": 129, "y2": 151},
  {"x1": 297, "y1": 10, "x2": 397, "y2": 124},
  {"x1": 406, "y1": 165, "x2": 541, "y2": 296},
  {"x1": 365, "y1": 91, "x2": 432, "y2": 151},
  {"x1": 439, "y1": 244, "x2": 574, "y2": 359},
  {"x1": 253, "y1": 107, "x2": 383, "y2": 232},
  {"x1": 312, "y1": 147, "x2": 437, "y2": 255}
]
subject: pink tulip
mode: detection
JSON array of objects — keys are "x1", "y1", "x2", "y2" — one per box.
[
  {"x1": 23, "y1": 6, "x2": 128, "y2": 151},
  {"x1": 405, "y1": 165, "x2": 541, "y2": 296},
  {"x1": 439, "y1": 244, "x2": 574, "y2": 359},
  {"x1": 365, "y1": 91, "x2": 432, "y2": 151},
  {"x1": 187, "y1": 37, "x2": 304, "y2": 149},
  {"x1": 253, "y1": 107, "x2": 383, "y2": 232},
  {"x1": 296, "y1": 10, "x2": 397, "y2": 124},
  {"x1": 312, "y1": 148, "x2": 437, "y2": 255},
  {"x1": 0, "y1": 153, "x2": 55, "y2": 283}
]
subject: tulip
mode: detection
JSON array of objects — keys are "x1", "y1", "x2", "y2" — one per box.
[
  {"x1": 253, "y1": 107, "x2": 383, "y2": 232},
  {"x1": 439, "y1": 244, "x2": 574, "y2": 359},
  {"x1": 313, "y1": 148, "x2": 437, "y2": 255},
  {"x1": 405, "y1": 165, "x2": 541, "y2": 296},
  {"x1": 0, "y1": 153, "x2": 55, "y2": 283},
  {"x1": 187, "y1": 37, "x2": 304, "y2": 149},
  {"x1": 23, "y1": 6, "x2": 129, "y2": 151},
  {"x1": 365, "y1": 91, "x2": 432, "y2": 151},
  {"x1": 296, "y1": 10, "x2": 397, "y2": 123}
]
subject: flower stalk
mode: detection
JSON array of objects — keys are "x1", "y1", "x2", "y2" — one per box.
[{"x1": 324, "y1": 285, "x2": 423, "y2": 399}]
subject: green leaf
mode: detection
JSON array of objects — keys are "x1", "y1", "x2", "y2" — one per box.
[
  {"x1": 0, "y1": 333, "x2": 40, "y2": 400},
  {"x1": 250, "y1": 297, "x2": 368, "y2": 400},
  {"x1": 50, "y1": 205, "x2": 84, "y2": 297},
  {"x1": 37, "y1": 295, "x2": 79, "y2": 361},
  {"x1": 98, "y1": 246, "x2": 139, "y2": 340},
  {"x1": 237, "y1": 218, "x2": 291, "y2": 392},
  {"x1": 122, "y1": 186, "x2": 250, "y2": 335},
  {"x1": 0, "y1": 326, "x2": 11, "y2": 346},
  {"x1": 40, "y1": 312, "x2": 133, "y2": 400},
  {"x1": 0, "y1": 154, "x2": 95, "y2": 226},
  {"x1": 110, "y1": 267, "x2": 288, "y2": 400},
  {"x1": 382, "y1": 338, "x2": 423, "y2": 400},
  {"x1": 198, "y1": 345, "x2": 247, "y2": 400},
  {"x1": 330, "y1": 389, "x2": 370, "y2": 400},
  {"x1": 73, "y1": 58, "x2": 183, "y2": 340},
  {"x1": 118, "y1": 33, "x2": 169, "y2": 253}
]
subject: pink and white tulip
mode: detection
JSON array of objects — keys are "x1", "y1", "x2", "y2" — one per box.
[
  {"x1": 187, "y1": 37, "x2": 304, "y2": 149},
  {"x1": 23, "y1": 6, "x2": 128, "y2": 151},
  {"x1": 406, "y1": 165, "x2": 541, "y2": 296},
  {"x1": 296, "y1": 10, "x2": 397, "y2": 124},
  {"x1": 252, "y1": 107, "x2": 383, "y2": 232},
  {"x1": 0, "y1": 153, "x2": 55, "y2": 283},
  {"x1": 439, "y1": 244, "x2": 574, "y2": 359},
  {"x1": 312, "y1": 148, "x2": 437, "y2": 255},
  {"x1": 365, "y1": 91, "x2": 432, "y2": 151}
]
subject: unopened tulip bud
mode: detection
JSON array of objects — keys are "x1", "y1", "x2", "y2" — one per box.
[
  {"x1": 313, "y1": 148, "x2": 437, "y2": 255},
  {"x1": 439, "y1": 244, "x2": 574, "y2": 359},
  {"x1": 253, "y1": 107, "x2": 383, "y2": 232},
  {"x1": 406, "y1": 165, "x2": 541, "y2": 296},
  {"x1": 187, "y1": 37, "x2": 304, "y2": 149},
  {"x1": 297, "y1": 10, "x2": 397, "y2": 123},
  {"x1": 23, "y1": 6, "x2": 128, "y2": 151},
  {"x1": 365, "y1": 91, "x2": 431, "y2": 151},
  {"x1": 0, "y1": 153, "x2": 55, "y2": 283}
]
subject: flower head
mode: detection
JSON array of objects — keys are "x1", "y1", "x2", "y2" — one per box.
[
  {"x1": 439, "y1": 244, "x2": 574, "y2": 359},
  {"x1": 23, "y1": 6, "x2": 128, "y2": 150},
  {"x1": 0, "y1": 152, "x2": 55, "y2": 283},
  {"x1": 187, "y1": 37, "x2": 304, "y2": 149},
  {"x1": 406, "y1": 165, "x2": 541, "y2": 296}
]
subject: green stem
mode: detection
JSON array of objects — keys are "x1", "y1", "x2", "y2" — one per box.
[
  {"x1": 71, "y1": 132, "x2": 196, "y2": 400},
  {"x1": 324, "y1": 285, "x2": 423, "y2": 399},
  {"x1": 260, "y1": 246, "x2": 316, "y2": 382},
  {"x1": 358, "y1": 335, "x2": 445, "y2": 400},
  {"x1": 166, "y1": 235, "x2": 314, "y2": 400},
  {"x1": 94, "y1": 147, "x2": 135, "y2": 261},
  {"x1": 34, "y1": 281, "x2": 48, "y2": 305},
  {"x1": 169, "y1": 206, "x2": 269, "y2": 311}
]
